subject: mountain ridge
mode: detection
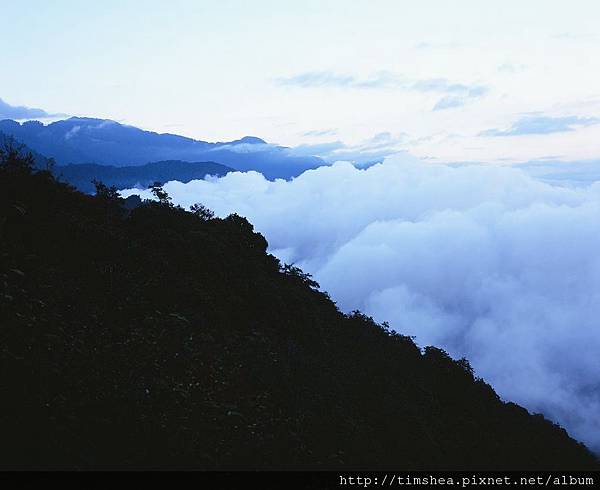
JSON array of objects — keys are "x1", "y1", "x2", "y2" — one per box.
[
  {"x1": 54, "y1": 160, "x2": 234, "y2": 194},
  {"x1": 0, "y1": 118, "x2": 324, "y2": 179}
]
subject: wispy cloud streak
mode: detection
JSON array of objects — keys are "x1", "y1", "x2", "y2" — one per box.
[
  {"x1": 276, "y1": 71, "x2": 488, "y2": 111},
  {"x1": 481, "y1": 115, "x2": 600, "y2": 136}
]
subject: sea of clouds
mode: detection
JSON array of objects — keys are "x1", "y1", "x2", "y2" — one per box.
[{"x1": 122, "y1": 155, "x2": 600, "y2": 452}]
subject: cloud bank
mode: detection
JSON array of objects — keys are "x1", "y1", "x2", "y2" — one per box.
[
  {"x1": 122, "y1": 157, "x2": 600, "y2": 452},
  {"x1": 516, "y1": 159, "x2": 600, "y2": 186}
]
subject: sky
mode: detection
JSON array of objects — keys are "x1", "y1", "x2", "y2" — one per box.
[{"x1": 2, "y1": 0, "x2": 600, "y2": 163}]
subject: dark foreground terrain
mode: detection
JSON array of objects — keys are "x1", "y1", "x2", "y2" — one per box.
[{"x1": 0, "y1": 145, "x2": 597, "y2": 470}]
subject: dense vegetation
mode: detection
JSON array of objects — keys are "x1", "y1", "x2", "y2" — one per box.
[{"x1": 0, "y1": 143, "x2": 597, "y2": 470}]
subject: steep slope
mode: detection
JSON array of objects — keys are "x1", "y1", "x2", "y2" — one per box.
[
  {"x1": 0, "y1": 150, "x2": 597, "y2": 470},
  {"x1": 55, "y1": 160, "x2": 234, "y2": 194},
  {"x1": 0, "y1": 118, "x2": 324, "y2": 179}
]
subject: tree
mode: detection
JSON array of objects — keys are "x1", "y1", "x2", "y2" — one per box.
[
  {"x1": 190, "y1": 203, "x2": 215, "y2": 221},
  {"x1": 92, "y1": 179, "x2": 120, "y2": 201},
  {"x1": 148, "y1": 181, "x2": 171, "y2": 205},
  {"x1": 0, "y1": 137, "x2": 35, "y2": 173},
  {"x1": 45, "y1": 157, "x2": 56, "y2": 173},
  {"x1": 281, "y1": 263, "x2": 320, "y2": 290}
]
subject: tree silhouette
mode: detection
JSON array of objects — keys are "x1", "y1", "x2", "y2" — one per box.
[
  {"x1": 148, "y1": 181, "x2": 171, "y2": 205},
  {"x1": 281, "y1": 263, "x2": 320, "y2": 290},
  {"x1": 92, "y1": 179, "x2": 120, "y2": 202},
  {"x1": 0, "y1": 137, "x2": 35, "y2": 173},
  {"x1": 45, "y1": 157, "x2": 56, "y2": 173},
  {"x1": 190, "y1": 202, "x2": 215, "y2": 221}
]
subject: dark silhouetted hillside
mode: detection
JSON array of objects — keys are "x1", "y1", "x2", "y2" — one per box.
[
  {"x1": 0, "y1": 146, "x2": 597, "y2": 470},
  {"x1": 55, "y1": 160, "x2": 233, "y2": 194},
  {"x1": 0, "y1": 118, "x2": 324, "y2": 179}
]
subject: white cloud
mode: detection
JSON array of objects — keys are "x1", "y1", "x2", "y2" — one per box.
[
  {"x1": 64, "y1": 125, "x2": 81, "y2": 140},
  {"x1": 286, "y1": 132, "x2": 411, "y2": 166},
  {"x1": 122, "y1": 156, "x2": 600, "y2": 453}
]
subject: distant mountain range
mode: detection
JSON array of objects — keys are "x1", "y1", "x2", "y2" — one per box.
[
  {"x1": 55, "y1": 160, "x2": 233, "y2": 194},
  {"x1": 0, "y1": 118, "x2": 324, "y2": 180}
]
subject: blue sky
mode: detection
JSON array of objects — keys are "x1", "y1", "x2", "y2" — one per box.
[{"x1": 2, "y1": 0, "x2": 600, "y2": 163}]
